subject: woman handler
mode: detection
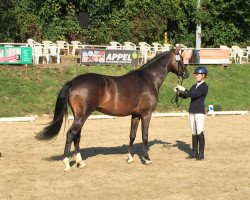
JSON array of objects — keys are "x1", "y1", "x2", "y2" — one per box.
[{"x1": 175, "y1": 66, "x2": 208, "y2": 160}]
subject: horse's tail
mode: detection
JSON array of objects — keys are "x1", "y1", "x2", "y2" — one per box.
[{"x1": 36, "y1": 80, "x2": 73, "y2": 141}]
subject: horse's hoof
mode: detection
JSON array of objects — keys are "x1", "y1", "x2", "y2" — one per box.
[
  {"x1": 77, "y1": 161, "x2": 86, "y2": 168},
  {"x1": 63, "y1": 157, "x2": 71, "y2": 172},
  {"x1": 126, "y1": 154, "x2": 134, "y2": 164},
  {"x1": 145, "y1": 160, "x2": 153, "y2": 165},
  {"x1": 126, "y1": 157, "x2": 134, "y2": 164},
  {"x1": 64, "y1": 166, "x2": 71, "y2": 172},
  {"x1": 143, "y1": 157, "x2": 153, "y2": 165}
]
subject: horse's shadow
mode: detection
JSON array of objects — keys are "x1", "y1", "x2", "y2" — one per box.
[
  {"x1": 45, "y1": 139, "x2": 171, "y2": 163},
  {"x1": 172, "y1": 140, "x2": 193, "y2": 158}
]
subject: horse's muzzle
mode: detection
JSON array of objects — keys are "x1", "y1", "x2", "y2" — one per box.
[{"x1": 182, "y1": 70, "x2": 189, "y2": 79}]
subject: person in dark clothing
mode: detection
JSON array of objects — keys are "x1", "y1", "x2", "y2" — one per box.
[{"x1": 174, "y1": 66, "x2": 208, "y2": 160}]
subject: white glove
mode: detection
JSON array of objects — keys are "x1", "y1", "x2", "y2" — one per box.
[{"x1": 176, "y1": 85, "x2": 186, "y2": 91}]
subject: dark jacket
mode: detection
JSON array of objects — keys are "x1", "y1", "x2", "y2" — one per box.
[{"x1": 179, "y1": 82, "x2": 208, "y2": 114}]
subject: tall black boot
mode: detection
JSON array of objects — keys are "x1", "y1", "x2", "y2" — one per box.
[
  {"x1": 187, "y1": 134, "x2": 198, "y2": 159},
  {"x1": 197, "y1": 132, "x2": 205, "y2": 160}
]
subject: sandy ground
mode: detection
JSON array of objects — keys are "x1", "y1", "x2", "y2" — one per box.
[{"x1": 0, "y1": 114, "x2": 249, "y2": 200}]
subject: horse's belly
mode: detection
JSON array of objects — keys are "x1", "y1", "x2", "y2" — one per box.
[
  {"x1": 97, "y1": 101, "x2": 135, "y2": 116},
  {"x1": 98, "y1": 95, "x2": 155, "y2": 117}
]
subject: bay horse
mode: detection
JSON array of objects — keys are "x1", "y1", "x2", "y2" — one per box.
[{"x1": 36, "y1": 46, "x2": 189, "y2": 171}]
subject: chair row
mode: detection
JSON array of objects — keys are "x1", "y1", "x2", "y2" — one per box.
[
  {"x1": 27, "y1": 39, "x2": 176, "y2": 64},
  {"x1": 28, "y1": 39, "x2": 70, "y2": 54},
  {"x1": 220, "y1": 45, "x2": 250, "y2": 64},
  {"x1": 32, "y1": 45, "x2": 60, "y2": 64},
  {"x1": 28, "y1": 39, "x2": 86, "y2": 64}
]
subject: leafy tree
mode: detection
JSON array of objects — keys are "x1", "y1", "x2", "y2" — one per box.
[
  {"x1": 0, "y1": 0, "x2": 249, "y2": 47},
  {"x1": 199, "y1": 0, "x2": 250, "y2": 47},
  {"x1": 0, "y1": 0, "x2": 18, "y2": 42}
]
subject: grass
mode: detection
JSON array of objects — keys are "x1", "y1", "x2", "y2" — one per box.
[{"x1": 0, "y1": 63, "x2": 250, "y2": 117}]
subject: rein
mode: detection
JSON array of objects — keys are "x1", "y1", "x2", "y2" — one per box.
[{"x1": 171, "y1": 76, "x2": 184, "y2": 107}]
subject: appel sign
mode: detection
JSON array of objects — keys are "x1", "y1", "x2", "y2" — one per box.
[{"x1": 81, "y1": 49, "x2": 139, "y2": 65}]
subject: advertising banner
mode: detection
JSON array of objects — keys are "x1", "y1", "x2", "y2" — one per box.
[
  {"x1": 181, "y1": 49, "x2": 230, "y2": 65},
  {"x1": 200, "y1": 49, "x2": 230, "y2": 64},
  {"x1": 81, "y1": 49, "x2": 139, "y2": 65},
  {"x1": 0, "y1": 47, "x2": 32, "y2": 64}
]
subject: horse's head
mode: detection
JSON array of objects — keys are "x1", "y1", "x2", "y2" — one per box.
[{"x1": 169, "y1": 46, "x2": 189, "y2": 79}]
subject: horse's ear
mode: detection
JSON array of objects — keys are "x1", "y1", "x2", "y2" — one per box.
[{"x1": 174, "y1": 46, "x2": 181, "y2": 55}]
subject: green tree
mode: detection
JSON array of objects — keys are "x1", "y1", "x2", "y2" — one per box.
[
  {"x1": 199, "y1": 0, "x2": 250, "y2": 47},
  {"x1": 0, "y1": 0, "x2": 17, "y2": 42},
  {"x1": 0, "y1": 0, "x2": 249, "y2": 47}
]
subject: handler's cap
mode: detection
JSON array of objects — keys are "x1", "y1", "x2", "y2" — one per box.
[{"x1": 194, "y1": 66, "x2": 208, "y2": 75}]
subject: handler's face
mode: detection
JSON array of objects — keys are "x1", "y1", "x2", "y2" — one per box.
[{"x1": 195, "y1": 74, "x2": 205, "y2": 82}]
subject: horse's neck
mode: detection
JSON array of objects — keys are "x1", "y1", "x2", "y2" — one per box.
[{"x1": 140, "y1": 54, "x2": 172, "y2": 90}]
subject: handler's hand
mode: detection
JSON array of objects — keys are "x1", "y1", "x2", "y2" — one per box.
[{"x1": 176, "y1": 85, "x2": 185, "y2": 91}]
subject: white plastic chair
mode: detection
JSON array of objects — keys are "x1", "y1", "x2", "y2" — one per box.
[
  {"x1": 138, "y1": 42, "x2": 155, "y2": 64},
  {"x1": 27, "y1": 38, "x2": 41, "y2": 48},
  {"x1": 230, "y1": 46, "x2": 240, "y2": 63},
  {"x1": 42, "y1": 40, "x2": 55, "y2": 54},
  {"x1": 56, "y1": 40, "x2": 70, "y2": 55},
  {"x1": 106, "y1": 41, "x2": 122, "y2": 49},
  {"x1": 152, "y1": 42, "x2": 163, "y2": 54},
  {"x1": 27, "y1": 38, "x2": 35, "y2": 47},
  {"x1": 237, "y1": 49, "x2": 248, "y2": 64},
  {"x1": 47, "y1": 45, "x2": 60, "y2": 64},
  {"x1": 246, "y1": 46, "x2": 250, "y2": 63},
  {"x1": 162, "y1": 44, "x2": 172, "y2": 52},
  {"x1": 123, "y1": 42, "x2": 136, "y2": 50},
  {"x1": 71, "y1": 41, "x2": 83, "y2": 55},
  {"x1": 32, "y1": 45, "x2": 48, "y2": 64}
]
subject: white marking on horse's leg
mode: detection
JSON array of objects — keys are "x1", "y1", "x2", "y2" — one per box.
[
  {"x1": 142, "y1": 157, "x2": 153, "y2": 165},
  {"x1": 126, "y1": 153, "x2": 134, "y2": 164},
  {"x1": 75, "y1": 153, "x2": 82, "y2": 163},
  {"x1": 75, "y1": 153, "x2": 86, "y2": 168},
  {"x1": 63, "y1": 157, "x2": 71, "y2": 172}
]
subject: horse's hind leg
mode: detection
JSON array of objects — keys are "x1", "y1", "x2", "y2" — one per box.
[
  {"x1": 73, "y1": 129, "x2": 86, "y2": 168},
  {"x1": 63, "y1": 117, "x2": 84, "y2": 172},
  {"x1": 127, "y1": 115, "x2": 140, "y2": 164},
  {"x1": 141, "y1": 113, "x2": 153, "y2": 165}
]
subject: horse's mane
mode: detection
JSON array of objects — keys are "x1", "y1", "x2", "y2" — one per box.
[
  {"x1": 127, "y1": 50, "x2": 173, "y2": 74},
  {"x1": 125, "y1": 50, "x2": 172, "y2": 74}
]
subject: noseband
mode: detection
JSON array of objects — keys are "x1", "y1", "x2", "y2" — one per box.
[{"x1": 175, "y1": 55, "x2": 186, "y2": 79}]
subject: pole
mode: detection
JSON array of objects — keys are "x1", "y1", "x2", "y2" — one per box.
[
  {"x1": 164, "y1": 32, "x2": 168, "y2": 44},
  {"x1": 196, "y1": 0, "x2": 201, "y2": 49}
]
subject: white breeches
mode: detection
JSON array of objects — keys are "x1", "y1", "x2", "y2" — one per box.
[{"x1": 189, "y1": 113, "x2": 205, "y2": 135}]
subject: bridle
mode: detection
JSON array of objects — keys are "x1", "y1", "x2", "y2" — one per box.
[
  {"x1": 171, "y1": 55, "x2": 186, "y2": 107},
  {"x1": 176, "y1": 55, "x2": 187, "y2": 79}
]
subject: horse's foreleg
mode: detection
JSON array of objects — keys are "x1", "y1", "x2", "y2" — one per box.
[
  {"x1": 73, "y1": 129, "x2": 86, "y2": 168},
  {"x1": 63, "y1": 118, "x2": 83, "y2": 172},
  {"x1": 127, "y1": 115, "x2": 140, "y2": 164},
  {"x1": 141, "y1": 113, "x2": 153, "y2": 165}
]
